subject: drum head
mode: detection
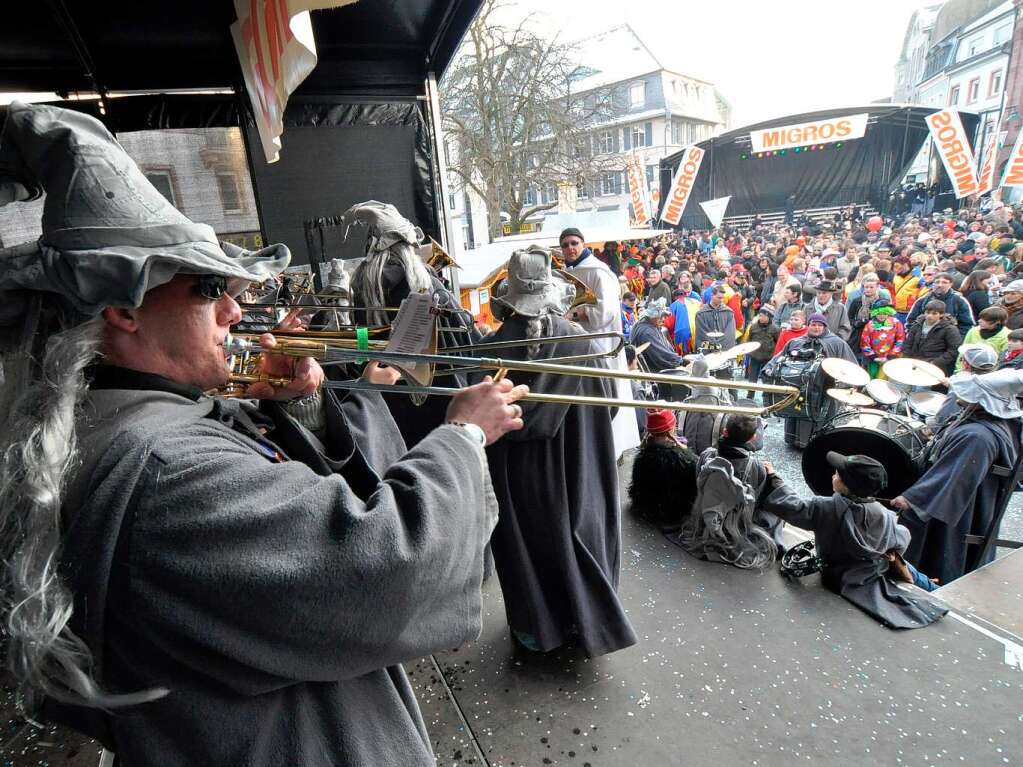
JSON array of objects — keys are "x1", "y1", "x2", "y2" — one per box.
[
  {"x1": 866, "y1": 379, "x2": 902, "y2": 406},
  {"x1": 801, "y1": 413, "x2": 923, "y2": 497},
  {"x1": 909, "y1": 391, "x2": 945, "y2": 417}
]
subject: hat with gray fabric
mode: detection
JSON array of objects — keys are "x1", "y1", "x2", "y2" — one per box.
[
  {"x1": 640, "y1": 297, "x2": 671, "y2": 320},
  {"x1": 0, "y1": 101, "x2": 289, "y2": 329},
  {"x1": 948, "y1": 367, "x2": 1023, "y2": 419},
  {"x1": 957, "y1": 344, "x2": 998, "y2": 371},
  {"x1": 490, "y1": 245, "x2": 573, "y2": 318}
]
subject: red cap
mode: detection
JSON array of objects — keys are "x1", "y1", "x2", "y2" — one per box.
[{"x1": 645, "y1": 409, "x2": 677, "y2": 435}]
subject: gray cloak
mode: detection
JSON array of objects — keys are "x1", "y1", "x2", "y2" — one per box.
[
  {"x1": 901, "y1": 411, "x2": 1020, "y2": 585},
  {"x1": 479, "y1": 316, "x2": 637, "y2": 656},
  {"x1": 49, "y1": 367, "x2": 498, "y2": 766},
  {"x1": 763, "y1": 477, "x2": 947, "y2": 629}
]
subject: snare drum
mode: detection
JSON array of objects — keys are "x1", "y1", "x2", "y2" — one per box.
[{"x1": 801, "y1": 409, "x2": 929, "y2": 496}]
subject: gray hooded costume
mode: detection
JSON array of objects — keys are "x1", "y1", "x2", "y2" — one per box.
[{"x1": 0, "y1": 103, "x2": 498, "y2": 765}]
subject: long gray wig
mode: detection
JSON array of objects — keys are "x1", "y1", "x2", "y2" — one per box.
[{"x1": 0, "y1": 296, "x2": 165, "y2": 711}]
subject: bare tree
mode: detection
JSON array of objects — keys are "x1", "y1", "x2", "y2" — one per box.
[{"x1": 441, "y1": 0, "x2": 617, "y2": 242}]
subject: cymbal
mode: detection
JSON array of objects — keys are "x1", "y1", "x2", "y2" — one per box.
[
  {"x1": 882, "y1": 358, "x2": 945, "y2": 387},
  {"x1": 730, "y1": 341, "x2": 761, "y2": 357},
  {"x1": 866, "y1": 378, "x2": 902, "y2": 406},
  {"x1": 821, "y1": 357, "x2": 870, "y2": 388},
  {"x1": 702, "y1": 350, "x2": 734, "y2": 371},
  {"x1": 827, "y1": 387, "x2": 874, "y2": 407}
]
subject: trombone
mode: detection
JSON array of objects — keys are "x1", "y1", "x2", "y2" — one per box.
[{"x1": 223, "y1": 335, "x2": 800, "y2": 417}]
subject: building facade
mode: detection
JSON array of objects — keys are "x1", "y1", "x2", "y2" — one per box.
[{"x1": 445, "y1": 25, "x2": 730, "y2": 255}]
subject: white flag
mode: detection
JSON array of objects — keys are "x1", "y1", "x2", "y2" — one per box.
[{"x1": 699, "y1": 196, "x2": 731, "y2": 228}]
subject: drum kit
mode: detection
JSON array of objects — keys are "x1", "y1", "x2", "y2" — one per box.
[{"x1": 802, "y1": 357, "x2": 948, "y2": 497}]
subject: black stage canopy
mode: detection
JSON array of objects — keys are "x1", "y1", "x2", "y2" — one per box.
[
  {"x1": 0, "y1": 1, "x2": 482, "y2": 263},
  {"x1": 1, "y1": 1, "x2": 481, "y2": 97},
  {"x1": 658, "y1": 105, "x2": 980, "y2": 229}
]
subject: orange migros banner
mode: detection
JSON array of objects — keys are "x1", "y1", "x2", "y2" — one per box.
[
  {"x1": 1000, "y1": 129, "x2": 1023, "y2": 189},
  {"x1": 232, "y1": 0, "x2": 357, "y2": 164},
  {"x1": 926, "y1": 108, "x2": 979, "y2": 199},
  {"x1": 749, "y1": 113, "x2": 868, "y2": 153},
  {"x1": 976, "y1": 125, "x2": 1000, "y2": 197},
  {"x1": 625, "y1": 158, "x2": 651, "y2": 225},
  {"x1": 660, "y1": 145, "x2": 705, "y2": 226}
]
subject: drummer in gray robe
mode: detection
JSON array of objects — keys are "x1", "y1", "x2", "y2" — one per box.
[
  {"x1": 893, "y1": 368, "x2": 1023, "y2": 585},
  {"x1": 482, "y1": 246, "x2": 638, "y2": 656},
  {"x1": 0, "y1": 103, "x2": 527, "y2": 767}
]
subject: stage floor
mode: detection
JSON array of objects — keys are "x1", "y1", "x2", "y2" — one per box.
[
  {"x1": 410, "y1": 452, "x2": 1023, "y2": 767},
  {"x1": 2, "y1": 446, "x2": 1021, "y2": 766}
]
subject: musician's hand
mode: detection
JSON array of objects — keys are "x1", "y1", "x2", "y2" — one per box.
[
  {"x1": 362, "y1": 361, "x2": 401, "y2": 386},
  {"x1": 245, "y1": 333, "x2": 324, "y2": 400},
  {"x1": 276, "y1": 307, "x2": 308, "y2": 332},
  {"x1": 763, "y1": 460, "x2": 776, "y2": 476},
  {"x1": 446, "y1": 376, "x2": 530, "y2": 445},
  {"x1": 890, "y1": 495, "x2": 911, "y2": 512}
]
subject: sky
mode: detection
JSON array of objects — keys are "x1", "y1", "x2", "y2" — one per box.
[{"x1": 496, "y1": 0, "x2": 926, "y2": 128}]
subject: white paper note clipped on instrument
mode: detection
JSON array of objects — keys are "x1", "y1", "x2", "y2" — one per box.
[{"x1": 386, "y1": 291, "x2": 439, "y2": 387}]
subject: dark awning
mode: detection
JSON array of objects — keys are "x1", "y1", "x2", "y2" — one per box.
[{"x1": 1, "y1": 0, "x2": 481, "y2": 96}]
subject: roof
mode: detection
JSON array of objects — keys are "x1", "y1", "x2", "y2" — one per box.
[
  {"x1": 567, "y1": 24, "x2": 715, "y2": 94},
  {"x1": 0, "y1": 0, "x2": 481, "y2": 96}
]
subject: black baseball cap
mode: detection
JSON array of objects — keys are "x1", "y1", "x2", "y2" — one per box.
[{"x1": 826, "y1": 452, "x2": 887, "y2": 497}]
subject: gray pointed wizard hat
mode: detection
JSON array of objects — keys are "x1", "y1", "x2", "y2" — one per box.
[{"x1": 0, "y1": 101, "x2": 290, "y2": 325}]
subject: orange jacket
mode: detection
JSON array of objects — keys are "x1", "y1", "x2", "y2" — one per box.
[{"x1": 892, "y1": 274, "x2": 921, "y2": 313}]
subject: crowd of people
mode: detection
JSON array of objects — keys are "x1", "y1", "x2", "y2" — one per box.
[{"x1": 597, "y1": 207, "x2": 1023, "y2": 382}]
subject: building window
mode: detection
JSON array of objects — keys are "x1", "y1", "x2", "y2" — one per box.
[
  {"x1": 461, "y1": 225, "x2": 471, "y2": 252},
  {"x1": 990, "y1": 69, "x2": 1003, "y2": 97},
  {"x1": 967, "y1": 77, "x2": 980, "y2": 104},
  {"x1": 544, "y1": 185, "x2": 559, "y2": 204},
  {"x1": 966, "y1": 36, "x2": 982, "y2": 57},
  {"x1": 576, "y1": 180, "x2": 590, "y2": 200},
  {"x1": 216, "y1": 172, "x2": 243, "y2": 213},
  {"x1": 629, "y1": 81, "x2": 646, "y2": 109},
  {"x1": 144, "y1": 170, "x2": 177, "y2": 207},
  {"x1": 448, "y1": 193, "x2": 457, "y2": 211},
  {"x1": 948, "y1": 85, "x2": 960, "y2": 105},
  {"x1": 598, "y1": 172, "x2": 621, "y2": 196},
  {"x1": 645, "y1": 165, "x2": 657, "y2": 188},
  {"x1": 524, "y1": 187, "x2": 537, "y2": 206},
  {"x1": 994, "y1": 24, "x2": 1011, "y2": 45},
  {"x1": 597, "y1": 129, "x2": 616, "y2": 154},
  {"x1": 631, "y1": 125, "x2": 647, "y2": 148},
  {"x1": 573, "y1": 137, "x2": 590, "y2": 159}
]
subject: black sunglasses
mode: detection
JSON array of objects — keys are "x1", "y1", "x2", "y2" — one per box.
[{"x1": 196, "y1": 274, "x2": 228, "y2": 301}]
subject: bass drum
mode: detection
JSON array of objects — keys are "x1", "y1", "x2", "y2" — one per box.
[
  {"x1": 764, "y1": 357, "x2": 820, "y2": 418},
  {"x1": 801, "y1": 409, "x2": 928, "y2": 497}
]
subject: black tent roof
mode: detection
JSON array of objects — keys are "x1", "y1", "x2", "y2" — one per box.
[
  {"x1": 662, "y1": 104, "x2": 978, "y2": 165},
  {"x1": 1, "y1": 0, "x2": 481, "y2": 96}
]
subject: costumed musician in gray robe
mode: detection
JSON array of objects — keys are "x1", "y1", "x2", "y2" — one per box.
[
  {"x1": 347, "y1": 201, "x2": 483, "y2": 447},
  {"x1": 0, "y1": 102, "x2": 528, "y2": 767},
  {"x1": 892, "y1": 368, "x2": 1023, "y2": 585},
  {"x1": 762, "y1": 453, "x2": 947, "y2": 629},
  {"x1": 482, "y1": 245, "x2": 637, "y2": 656},
  {"x1": 630, "y1": 297, "x2": 683, "y2": 372}
]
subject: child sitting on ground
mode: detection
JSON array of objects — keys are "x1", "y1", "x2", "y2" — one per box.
[
  {"x1": 760, "y1": 452, "x2": 947, "y2": 629},
  {"x1": 679, "y1": 414, "x2": 783, "y2": 569}
]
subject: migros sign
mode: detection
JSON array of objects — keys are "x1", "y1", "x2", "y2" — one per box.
[
  {"x1": 660, "y1": 145, "x2": 705, "y2": 225},
  {"x1": 926, "y1": 109, "x2": 979, "y2": 199},
  {"x1": 749, "y1": 113, "x2": 868, "y2": 153}
]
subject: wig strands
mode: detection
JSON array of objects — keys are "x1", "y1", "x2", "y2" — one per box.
[
  {"x1": 0, "y1": 302, "x2": 166, "y2": 711},
  {"x1": 351, "y1": 242, "x2": 433, "y2": 328}
]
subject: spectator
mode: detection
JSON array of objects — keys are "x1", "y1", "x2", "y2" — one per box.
[
  {"x1": 808, "y1": 280, "x2": 851, "y2": 340},
  {"x1": 905, "y1": 272, "x2": 975, "y2": 339},
  {"x1": 620, "y1": 291, "x2": 638, "y2": 341},
  {"x1": 901, "y1": 299, "x2": 962, "y2": 375},
  {"x1": 956, "y1": 305, "x2": 1010, "y2": 370},
  {"x1": 960, "y1": 269, "x2": 993, "y2": 318},
  {"x1": 774, "y1": 309, "x2": 807, "y2": 354},
  {"x1": 860, "y1": 297, "x2": 905, "y2": 378},
  {"x1": 646, "y1": 268, "x2": 673, "y2": 305},
  {"x1": 745, "y1": 305, "x2": 780, "y2": 396},
  {"x1": 891, "y1": 255, "x2": 922, "y2": 324},
  {"x1": 1000, "y1": 278, "x2": 1023, "y2": 330},
  {"x1": 1000, "y1": 328, "x2": 1023, "y2": 370},
  {"x1": 628, "y1": 409, "x2": 698, "y2": 531},
  {"x1": 773, "y1": 284, "x2": 805, "y2": 328}
]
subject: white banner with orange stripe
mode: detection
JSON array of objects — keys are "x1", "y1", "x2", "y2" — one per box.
[
  {"x1": 625, "y1": 157, "x2": 651, "y2": 225},
  {"x1": 1001, "y1": 129, "x2": 1023, "y2": 189},
  {"x1": 976, "y1": 124, "x2": 1000, "y2": 197},
  {"x1": 926, "y1": 108, "x2": 979, "y2": 199},
  {"x1": 660, "y1": 145, "x2": 705, "y2": 226}
]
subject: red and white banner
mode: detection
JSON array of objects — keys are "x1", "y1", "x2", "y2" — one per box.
[
  {"x1": 1000, "y1": 129, "x2": 1023, "y2": 189},
  {"x1": 926, "y1": 108, "x2": 979, "y2": 199},
  {"x1": 625, "y1": 157, "x2": 651, "y2": 225},
  {"x1": 749, "y1": 113, "x2": 868, "y2": 153},
  {"x1": 660, "y1": 145, "x2": 705, "y2": 226},
  {"x1": 976, "y1": 123, "x2": 1000, "y2": 196},
  {"x1": 232, "y1": 0, "x2": 358, "y2": 164}
]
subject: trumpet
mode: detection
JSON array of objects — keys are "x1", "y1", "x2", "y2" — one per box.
[{"x1": 223, "y1": 335, "x2": 800, "y2": 416}]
